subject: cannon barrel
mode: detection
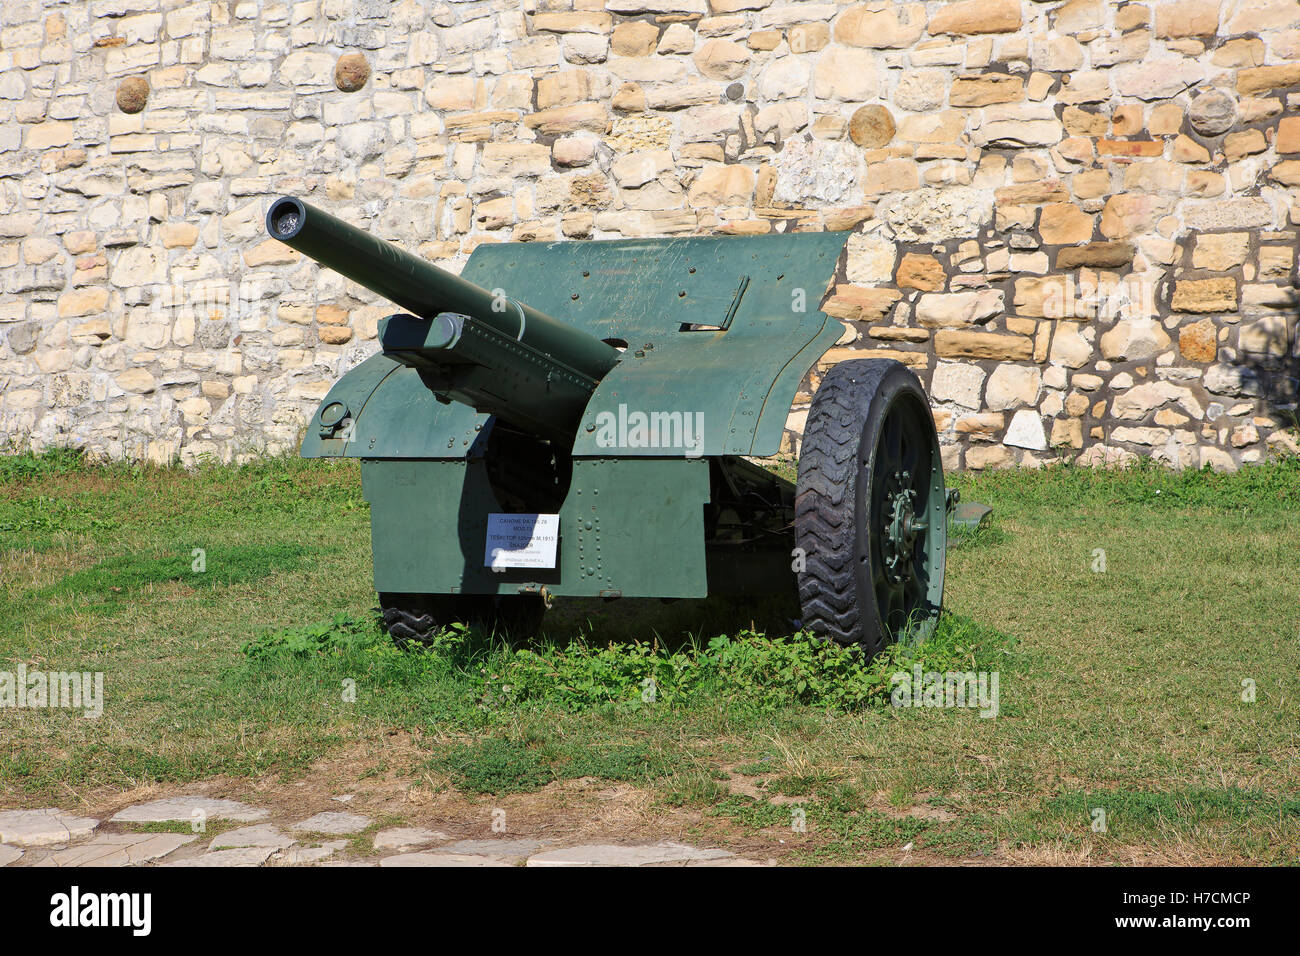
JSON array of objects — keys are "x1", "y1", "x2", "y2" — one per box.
[{"x1": 266, "y1": 196, "x2": 621, "y2": 441}]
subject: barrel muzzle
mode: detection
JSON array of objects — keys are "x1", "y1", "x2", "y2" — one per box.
[{"x1": 265, "y1": 195, "x2": 621, "y2": 442}]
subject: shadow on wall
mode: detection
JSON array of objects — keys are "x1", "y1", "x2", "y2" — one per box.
[{"x1": 1233, "y1": 300, "x2": 1300, "y2": 433}]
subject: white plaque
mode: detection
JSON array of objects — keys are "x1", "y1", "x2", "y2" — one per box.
[{"x1": 485, "y1": 513, "x2": 560, "y2": 569}]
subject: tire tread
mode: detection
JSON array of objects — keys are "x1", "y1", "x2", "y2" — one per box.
[{"x1": 795, "y1": 359, "x2": 903, "y2": 655}]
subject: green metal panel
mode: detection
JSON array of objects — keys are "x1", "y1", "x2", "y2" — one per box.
[
  {"x1": 459, "y1": 232, "x2": 851, "y2": 458},
  {"x1": 300, "y1": 353, "x2": 396, "y2": 459},
  {"x1": 304, "y1": 231, "x2": 849, "y2": 462},
  {"x1": 557, "y1": 457, "x2": 708, "y2": 597},
  {"x1": 363, "y1": 457, "x2": 495, "y2": 592},
  {"x1": 364, "y1": 457, "x2": 709, "y2": 598},
  {"x1": 300, "y1": 354, "x2": 487, "y2": 460}
]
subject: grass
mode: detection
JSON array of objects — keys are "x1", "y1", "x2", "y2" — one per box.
[{"x1": 1, "y1": 448, "x2": 1298, "y2": 864}]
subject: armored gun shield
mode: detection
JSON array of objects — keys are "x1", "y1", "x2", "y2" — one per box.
[{"x1": 268, "y1": 197, "x2": 947, "y2": 656}]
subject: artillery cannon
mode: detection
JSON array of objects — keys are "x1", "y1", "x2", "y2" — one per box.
[{"x1": 266, "y1": 196, "x2": 949, "y2": 657}]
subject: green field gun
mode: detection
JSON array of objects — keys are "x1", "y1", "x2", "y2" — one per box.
[{"x1": 266, "y1": 196, "x2": 949, "y2": 656}]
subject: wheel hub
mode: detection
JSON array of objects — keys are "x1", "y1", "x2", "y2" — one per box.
[{"x1": 882, "y1": 470, "x2": 927, "y2": 585}]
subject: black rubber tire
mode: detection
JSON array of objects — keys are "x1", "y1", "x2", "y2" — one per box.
[
  {"x1": 380, "y1": 593, "x2": 462, "y2": 650},
  {"x1": 380, "y1": 592, "x2": 546, "y2": 649},
  {"x1": 794, "y1": 359, "x2": 945, "y2": 658}
]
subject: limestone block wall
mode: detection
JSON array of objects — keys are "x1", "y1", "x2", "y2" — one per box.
[{"x1": 0, "y1": 0, "x2": 1298, "y2": 469}]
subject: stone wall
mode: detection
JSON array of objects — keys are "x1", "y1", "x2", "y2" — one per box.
[{"x1": 1, "y1": 0, "x2": 1298, "y2": 469}]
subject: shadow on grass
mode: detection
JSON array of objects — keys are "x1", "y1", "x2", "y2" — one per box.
[
  {"x1": 540, "y1": 592, "x2": 802, "y2": 650},
  {"x1": 36, "y1": 544, "x2": 314, "y2": 608}
]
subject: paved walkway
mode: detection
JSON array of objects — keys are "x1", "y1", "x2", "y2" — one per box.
[{"x1": 0, "y1": 801, "x2": 760, "y2": 867}]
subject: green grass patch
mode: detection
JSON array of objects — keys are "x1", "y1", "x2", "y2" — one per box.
[
  {"x1": 956, "y1": 454, "x2": 1300, "y2": 512},
  {"x1": 45, "y1": 544, "x2": 313, "y2": 602},
  {"x1": 0, "y1": 494, "x2": 121, "y2": 540},
  {"x1": 122, "y1": 819, "x2": 241, "y2": 837},
  {"x1": 237, "y1": 609, "x2": 1016, "y2": 716},
  {"x1": 0, "y1": 446, "x2": 102, "y2": 483},
  {"x1": 431, "y1": 738, "x2": 556, "y2": 795},
  {"x1": 1040, "y1": 787, "x2": 1300, "y2": 837},
  {"x1": 947, "y1": 520, "x2": 1008, "y2": 550},
  {"x1": 2, "y1": 447, "x2": 1299, "y2": 864},
  {"x1": 428, "y1": 737, "x2": 694, "y2": 796},
  {"x1": 709, "y1": 794, "x2": 931, "y2": 862}
]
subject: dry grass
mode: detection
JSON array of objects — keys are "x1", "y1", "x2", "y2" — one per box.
[{"x1": 2, "y1": 451, "x2": 1299, "y2": 864}]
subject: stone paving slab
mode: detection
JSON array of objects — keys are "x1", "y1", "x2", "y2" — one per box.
[
  {"x1": 158, "y1": 846, "x2": 278, "y2": 867},
  {"x1": 291, "y1": 812, "x2": 372, "y2": 835},
  {"x1": 525, "y1": 842, "x2": 733, "y2": 867},
  {"x1": 0, "y1": 809, "x2": 99, "y2": 847},
  {"x1": 111, "y1": 798, "x2": 269, "y2": 825},
  {"x1": 646, "y1": 857, "x2": 768, "y2": 867},
  {"x1": 373, "y1": 827, "x2": 449, "y2": 851},
  {"x1": 210, "y1": 825, "x2": 295, "y2": 851},
  {"x1": 379, "y1": 852, "x2": 511, "y2": 867},
  {"x1": 34, "y1": 833, "x2": 196, "y2": 867},
  {"x1": 272, "y1": 841, "x2": 347, "y2": 865},
  {"x1": 435, "y1": 838, "x2": 547, "y2": 863},
  {"x1": 0, "y1": 802, "x2": 755, "y2": 867}
]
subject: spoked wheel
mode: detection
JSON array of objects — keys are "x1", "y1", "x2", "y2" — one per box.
[
  {"x1": 380, "y1": 592, "x2": 546, "y2": 649},
  {"x1": 795, "y1": 359, "x2": 947, "y2": 658}
]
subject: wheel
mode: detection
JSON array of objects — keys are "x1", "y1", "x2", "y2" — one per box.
[
  {"x1": 380, "y1": 593, "x2": 464, "y2": 650},
  {"x1": 380, "y1": 592, "x2": 546, "y2": 649},
  {"x1": 794, "y1": 359, "x2": 947, "y2": 657}
]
